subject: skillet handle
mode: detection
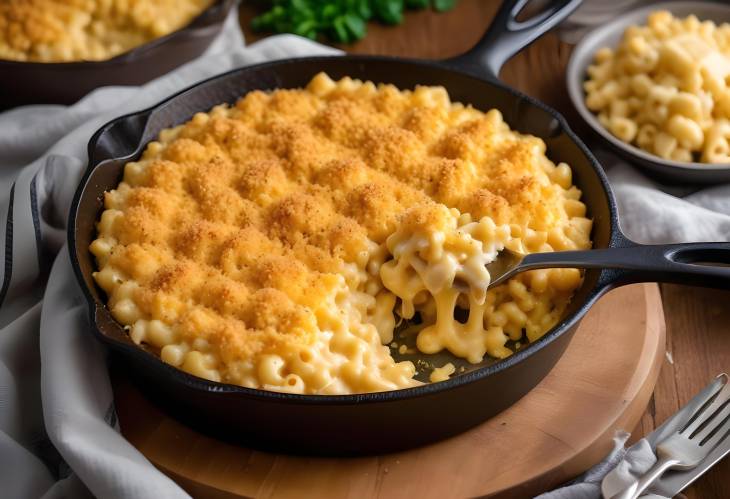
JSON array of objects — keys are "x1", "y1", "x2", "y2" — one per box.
[
  {"x1": 520, "y1": 241, "x2": 730, "y2": 289},
  {"x1": 445, "y1": 0, "x2": 582, "y2": 79},
  {"x1": 611, "y1": 241, "x2": 730, "y2": 289}
]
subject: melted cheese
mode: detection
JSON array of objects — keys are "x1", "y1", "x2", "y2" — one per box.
[{"x1": 381, "y1": 204, "x2": 513, "y2": 362}]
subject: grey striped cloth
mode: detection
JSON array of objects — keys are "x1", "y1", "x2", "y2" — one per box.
[
  {"x1": 1, "y1": 10, "x2": 728, "y2": 499},
  {"x1": 0, "y1": 16, "x2": 337, "y2": 498}
]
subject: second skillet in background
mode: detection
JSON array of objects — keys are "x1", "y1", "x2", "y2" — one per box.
[{"x1": 0, "y1": 0, "x2": 238, "y2": 109}]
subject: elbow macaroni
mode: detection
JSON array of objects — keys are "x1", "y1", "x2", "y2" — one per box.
[
  {"x1": 585, "y1": 11, "x2": 730, "y2": 164},
  {"x1": 91, "y1": 73, "x2": 592, "y2": 394}
]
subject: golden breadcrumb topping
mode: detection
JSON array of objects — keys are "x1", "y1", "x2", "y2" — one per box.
[
  {"x1": 0, "y1": 0, "x2": 213, "y2": 62},
  {"x1": 90, "y1": 73, "x2": 592, "y2": 394}
]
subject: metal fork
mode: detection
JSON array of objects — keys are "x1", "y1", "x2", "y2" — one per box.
[{"x1": 611, "y1": 379, "x2": 730, "y2": 499}]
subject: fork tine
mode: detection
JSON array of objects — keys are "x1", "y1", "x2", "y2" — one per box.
[
  {"x1": 693, "y1": 401, "x2": 730, "y2": 443},
  {"x1": 683, "y1": 378, "x2": 730, "y2": 436},
  {"x1": 700, "y1": 410, "x2": 730, "y2": 450}
]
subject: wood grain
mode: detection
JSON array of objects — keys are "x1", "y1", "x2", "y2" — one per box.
[
  {"x1": 116, "y1": 284, "x2": 665, "y2": 498},
  {"x1": 238, "y1": 2, "x2": 730, "y2": 496}
]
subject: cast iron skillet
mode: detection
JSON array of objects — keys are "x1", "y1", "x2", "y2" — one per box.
[
  {"x1": 0, "y1": 0, "x2": 236, "y2": 109},
  {"x1": 68, "y1": 0, "x2": 730, "y2": 455}
]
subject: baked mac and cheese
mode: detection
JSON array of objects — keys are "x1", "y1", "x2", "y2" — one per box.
[
  {"x1": 91, "y1": 73, "x2": 592, "y2": 394},
  {"x1": 585, "y1": 11, "x2": 730, "y2": 164},
  {"x1": 0, "y1": 0, "x2": 213, "y2": 62}
]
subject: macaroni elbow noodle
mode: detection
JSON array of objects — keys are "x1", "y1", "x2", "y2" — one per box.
[
  {"x1": 91, "y1": 73, "x2": 592, "y2": 394},
  {"x1": 585, "y1": 11, "x2": 730, "y2": 164}
]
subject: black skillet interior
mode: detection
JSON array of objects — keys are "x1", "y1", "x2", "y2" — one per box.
[
  {"x1": 67, "y1": 0, "x2": 634, "y2": 454},
  {"x1": 0, "y1": 0, "x2": 236, "y2": 109}
]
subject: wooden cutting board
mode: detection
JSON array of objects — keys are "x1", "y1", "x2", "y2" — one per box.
[{"x1": 113, "y1": 283, "x2": 665, "y2": 498}]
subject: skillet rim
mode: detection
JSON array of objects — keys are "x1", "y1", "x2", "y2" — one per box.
[
  {"x1": 69, "y1": 54, "x2": 621, "y2": 405},
  {"x1": 0, "y1": 0, "x2": 235, "y2": 69}
]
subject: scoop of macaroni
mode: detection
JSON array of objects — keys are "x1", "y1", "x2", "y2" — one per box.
[
  {"x1": 585, "y1": 11, "x2": 730, "y2": 164},
  {"x1": 0, "y1": 0, "x2": 213, "y2": 62},
  {"x1": 381, "y1": 205, "x2": 512, "y2": 362},
  {"x1": 91, "y1": 73, "x2": 592, "y2": 394}
]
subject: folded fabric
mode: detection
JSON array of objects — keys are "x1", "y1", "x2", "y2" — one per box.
[
  {"x1": 606, "y1": 155, "x2": 730, "y2": 243},
  {"x1": 2, "y1": 11, "x2": 729, "y2": 499},
  {"x1": 558, "y1": 0, "x2": 647, "y2": 43},
  {"x1": 536, "y1": 433, "x2": 669, "y2": 499},
  {"x1": 539, "y1": 374, "x2": 729, "y2": 499},
  {"x1": 0, "y1": 16, "x2": 339, "y2": 499}
]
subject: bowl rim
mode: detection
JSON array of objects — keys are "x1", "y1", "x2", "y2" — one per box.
[
  {"x1": 69, "y1": 54, "x2": 621, "y2": 405},
  {"x1": 566, "y1": 0, "x2": 730, "y2": 172},
  {"x1": 0, "y1": 0, "x2": 235, "y2": 68}
]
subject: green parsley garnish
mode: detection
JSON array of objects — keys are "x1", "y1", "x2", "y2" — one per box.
[{"x1": 251, "y1": 0, "x2": 459, "y2": 43}]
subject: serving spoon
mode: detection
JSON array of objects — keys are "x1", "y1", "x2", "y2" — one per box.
[{"x1": 485, "y1": 243, "x2": 730, "y2": 289}]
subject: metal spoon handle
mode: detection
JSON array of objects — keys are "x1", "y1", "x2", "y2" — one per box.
[{"x1": 518, "y1": 242, "x2": 730, "y2": 288}]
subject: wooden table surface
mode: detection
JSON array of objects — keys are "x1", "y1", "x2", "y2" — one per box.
[{"x1": 238, "y1": 2, "x2": 730, "y2": 498}]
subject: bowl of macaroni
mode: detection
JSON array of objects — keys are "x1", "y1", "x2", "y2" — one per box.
[
  {"x1": 0, "y1": 0, "x2": 236, "y2": 108},
  {"x1": 567, "y1": 1, "x2": 730, "y2": 183}
]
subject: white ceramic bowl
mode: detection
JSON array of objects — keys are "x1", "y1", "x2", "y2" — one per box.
[{"x1": 566, "y1": 1, "x2": 730, "y2": 184}]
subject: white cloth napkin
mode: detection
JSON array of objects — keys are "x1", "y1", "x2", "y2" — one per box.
[
  {"x1": 0, "y1": 15, "x2": 337, "y2": 499},
  {"x1": 1, "y1": 10, "x2": 728, "y2": 499},
  {"x1": 607, "y1": 156, "x2": 730, "y2": 243},
  {"x1": 537, "y1": 433, "x2": 666, "y2": 499},
  {"x1": 559, "y1": 0, "x2": 649, "y2": 43}
]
